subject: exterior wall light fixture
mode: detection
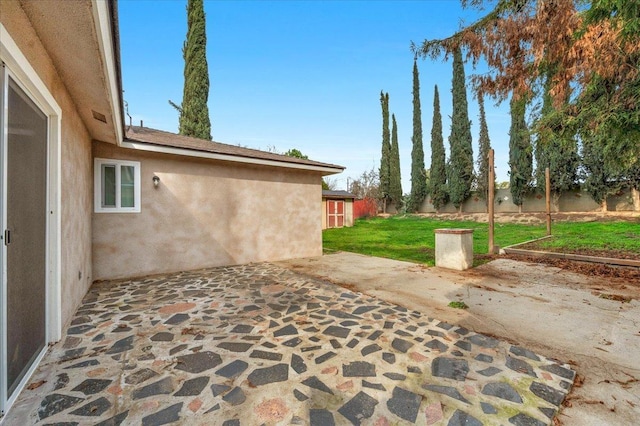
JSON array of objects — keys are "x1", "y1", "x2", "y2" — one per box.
[{"x1": 152, "y1": 175, "x2": 160, "y2": 187}]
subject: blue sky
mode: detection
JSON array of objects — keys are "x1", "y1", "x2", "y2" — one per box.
[{"x1": 119, "y1": 0, "x2": 512, "y2": 190}]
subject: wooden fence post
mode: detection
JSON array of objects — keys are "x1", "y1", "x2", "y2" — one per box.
[
  {"x1": 545, "y1": 167, "x2": 551, "y2": 236},
  {"x1": 488, "y1": 149, "x2": 495, "y2": 254}
]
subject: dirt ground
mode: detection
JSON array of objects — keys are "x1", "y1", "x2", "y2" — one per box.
[
  {"x1": 514, "y1": 243, "x2": 640, "y2": 263},
  {"x1": 491, "y1": 254, "x2": 640, "y2": 293},
  {"x1": 277, "y1": 252, "x2": 640, "y2": 426}
]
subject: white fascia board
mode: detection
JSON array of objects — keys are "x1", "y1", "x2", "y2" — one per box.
[
  {"x1": 92, "y1": 0, "x2": 123, "y2": 145},
  {"x1": 120, "y1": 141, "x2": 344, "y2": 175}
]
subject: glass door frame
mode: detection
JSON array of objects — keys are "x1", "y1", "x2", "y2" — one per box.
[
  {"x1": 0, "y1": 23, "x2": 62, "y2": 417},
  {"x1": 0, "y1": 57, "x2": 7, "y2": 419}
]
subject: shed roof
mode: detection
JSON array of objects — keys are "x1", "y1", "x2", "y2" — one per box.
[
  {"x1": 123, "y1": 126, "x2": 344, "y2": 175},
  {"x1": 322, "y1": 190, "x2": 356, "y2": 199}
]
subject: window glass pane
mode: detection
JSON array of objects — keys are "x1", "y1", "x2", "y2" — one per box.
[
  {"x1": 102, "y1": 165, "x2": 116, "y2": 207},
  {"x1": 121, "y1": 165, "x2": 135, "y2": 208}
]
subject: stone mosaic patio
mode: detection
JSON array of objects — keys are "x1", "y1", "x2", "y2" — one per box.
[{"x1": 7, "y1": 263, "x2": 574, "y2": 425}]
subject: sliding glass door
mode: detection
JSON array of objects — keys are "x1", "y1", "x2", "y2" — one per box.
[{"x1": 1, "y1": 65, "x2": 48, "y2": 411}]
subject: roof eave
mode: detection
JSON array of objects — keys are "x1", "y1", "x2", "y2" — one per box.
[
  {"x1": 108, "y1": 0, "x2": 126, "y2": 144},
  {"x1": 323, "y1": 195, "x2": 355, "y2": 200},
  {"x1": 121, "y1": 140, "x2": 345, "y2": 175},
  {"x1": 322, "y1": 193, "x2": 356, "y2": 199},
  {"x1": 92, "y1": 0, "x2": 124, "y2": 145}
]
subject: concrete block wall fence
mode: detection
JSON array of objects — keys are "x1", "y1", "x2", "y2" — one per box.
[{"x1": 412, "y1": 187, "x2": 638, "y2": 214}]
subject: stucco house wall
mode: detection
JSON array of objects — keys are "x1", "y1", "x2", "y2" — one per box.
[
  {"x1": 1, "y1": 1, "x2": 94, "y2": 329},
  {"x1": 92, "y1": 141, "x2": 324, "y2": 280},
  {"x1": 1, "y1": 0, "x2": 342, "y2": 415}
]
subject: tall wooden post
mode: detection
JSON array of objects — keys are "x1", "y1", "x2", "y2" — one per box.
[
  {"x1": 545, "y1": 167, "x2": 551, "y2": 236},
  {"x1": 488, "y1": 149, "x2": 495, "y2": 254}
]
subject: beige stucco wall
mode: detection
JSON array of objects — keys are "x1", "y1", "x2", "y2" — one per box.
[
  {"x1": 92, "y1": 142, "x2": 324, "y2": 280},
  {"x1": 1, "y1": 1, "x2": 94, "y2": 329}
]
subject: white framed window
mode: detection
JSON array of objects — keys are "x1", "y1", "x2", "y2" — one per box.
[{"x1": 94, "y1": 158, "x2": 141, "y2": 213}]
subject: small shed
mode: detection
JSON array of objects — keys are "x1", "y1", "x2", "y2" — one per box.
[{"x1": 322, "y1": 190, "x2": 356, "y2": 229}]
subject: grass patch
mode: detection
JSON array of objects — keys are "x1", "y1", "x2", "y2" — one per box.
[
  {"x1": 519, "y1": 222, "x2": 640, "y2": 257},
  {"x1": 448, "y1": 301, "x2": 469, "y2": 309},
  {"x1": 322, "y1": 215, "x2": 639, "y2": 266}
]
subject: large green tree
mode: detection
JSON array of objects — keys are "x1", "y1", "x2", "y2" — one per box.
[
  {"x1": 408, "y1": 58, "x2": 428, "y2": 212},
  {"x1": 415, "y1": 1, "x2": 640, "y2": 193},
  {"x1": 575, "y1": 73, "x2": 640, "y2": 193},
  {"x1": 429, "y1": 85, "x2": 448, "y2": 210},
  {"x1": 580, "y1": 117, "x2": 640, "y2": 207},
  {"x1": 389, "y1": 113, "x2": 403, "y2": 208},
  {"x1": 508, "y1": 96, "x2": 533, "y2": 207},
  {"x1": 170, "y1": 0, "x2": 212, "y2": 140},
  {"x1": 379, "y1": 92, "x2": 391, "y2": 210},
  {"x1": 475, "y1": 94, "x2": 493, "y2": 203},
  {"x1": 581, "y1": 137, "x2": 618, "y2": 207},
  {"x1": 447, "y1": 47, "x2": 474, "y2": 210},
  {"x1": 534, "y1": 76, "x2": 579, "y2": 196}
]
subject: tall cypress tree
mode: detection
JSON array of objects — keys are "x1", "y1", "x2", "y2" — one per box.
[
  {"x1": 508, "y1": 96, "x2": 533, "y2": 207},
  {"x1": 379, "y1": 91, "x2": 391, "y2": 210},
  {"x1": 170, "y1": 0, "x2": 212, "y2": 140},
  {"x1": 429, "y1": 85, "x2": 448, "y2": 210},
  {"x1": 389, "y1": 114, "x2": 403, "y2": 208},
  {"x1": 409, "y1": 58, "x2": 427, "y2": 212},
  {"x1": 476, "y1": 94, "x2": 493, "y2": 204},
  {"x1": 448, "y1": 47, "x2": 474, "y2": 210}
]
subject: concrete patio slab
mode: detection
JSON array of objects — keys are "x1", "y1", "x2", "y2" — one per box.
[{"x1": 4, "y1": 263, "x2": 574, "y2": 425}]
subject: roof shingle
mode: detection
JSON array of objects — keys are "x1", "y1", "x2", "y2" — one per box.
[
  {"x1": 124, "y1": 126, "x2": 343, "y2": 171},
  {"x1": 322, "y1": 190, "x2": 356, "y2": 199}
]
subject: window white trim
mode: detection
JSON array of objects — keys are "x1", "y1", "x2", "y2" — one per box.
[
  {"x1": 94, "y1": 158, "x2": 141, "y2": 213},
  {"x1": 0, "y1": 23, "x2": 62, "y2": 416}
]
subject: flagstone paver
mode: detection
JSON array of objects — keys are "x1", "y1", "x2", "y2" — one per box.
[{"x1": 7, "y1": 263, "x2": 574, "y2": 425}]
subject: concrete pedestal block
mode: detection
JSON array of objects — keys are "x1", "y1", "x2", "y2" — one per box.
[{"x1": 434, "y1": 229, "x2": 474, "y2": 270}]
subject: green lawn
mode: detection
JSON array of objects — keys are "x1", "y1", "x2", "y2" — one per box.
[
  {"x1": 322, "y1": 216, "x2": 640, "y2": 266},
  {"x1": 521, "y1": 221, "x2": 640, "y2": 257}
]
